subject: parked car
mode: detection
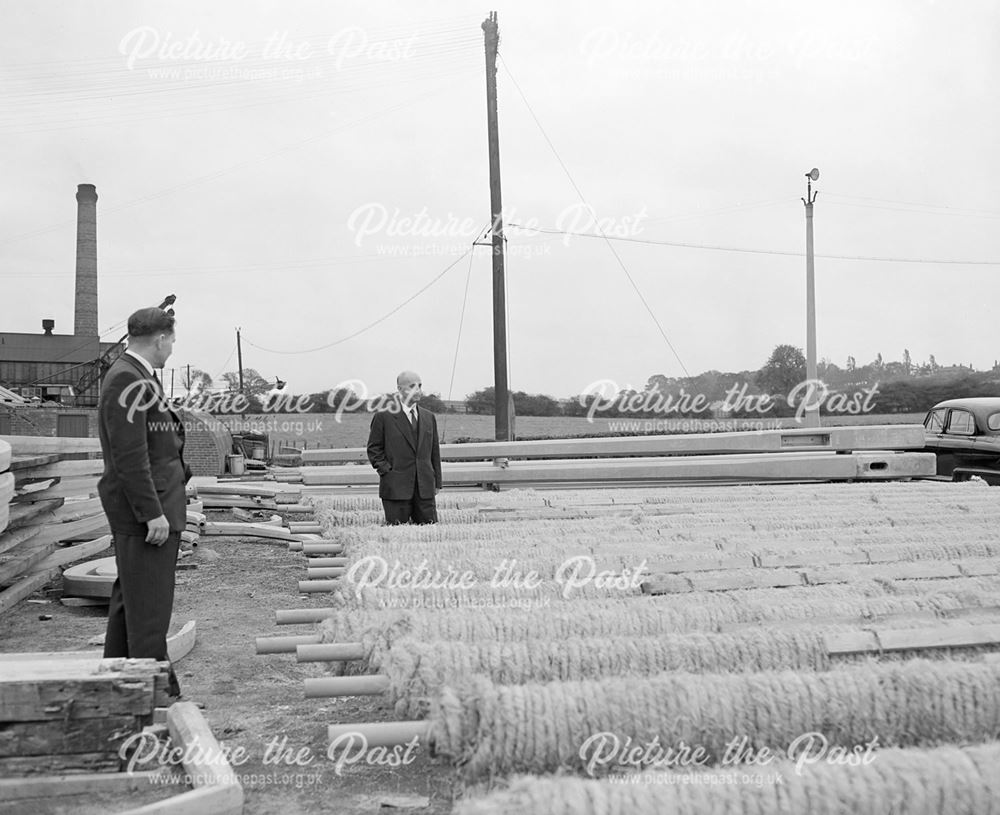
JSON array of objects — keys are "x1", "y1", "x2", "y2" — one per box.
[{"x1": 922, "y1": 397, "x2": 1000, "y2": 485}]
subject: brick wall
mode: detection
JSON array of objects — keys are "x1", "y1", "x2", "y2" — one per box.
[
  {"x1": 177, "y1": 409, "x2": 233, "y2": 477},
  {"x1": 0, "y1": 407, "x2": 99, "y2": 438}
]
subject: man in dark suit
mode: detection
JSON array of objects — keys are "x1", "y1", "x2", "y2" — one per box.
[
  {"x1": 366, "y1": 370, "x2": 442, "y2": 524},
  {"x1": 98, "y1": 307, "x2": 190, "y2": 696}
]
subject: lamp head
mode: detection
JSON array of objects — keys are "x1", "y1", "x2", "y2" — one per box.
[{"x1": 806, "y1": 168, "x2": 820, "y2": 181}]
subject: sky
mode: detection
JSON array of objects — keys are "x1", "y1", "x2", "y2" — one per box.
[{"x1": 1, "y1": 0, "x2": 998, "y2": 401}]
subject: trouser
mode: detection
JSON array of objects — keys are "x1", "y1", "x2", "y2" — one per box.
[
  {"x1": 381, "y1": 495, "x2": 438, "y2": 525},
  {"x1": 103, "y1": 529, "x2": 182, "y2": 696}
]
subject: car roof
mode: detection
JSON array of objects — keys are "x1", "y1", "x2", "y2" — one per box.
[{"x1": 930, "y1": 397, "x2": 1000, "y2": 412}]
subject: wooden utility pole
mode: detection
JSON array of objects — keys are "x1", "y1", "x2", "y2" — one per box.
[
  {"x1": 482, "y1": 11, "x2": 511, "y2": 441},
  {"x1": 236, "y1": 327, "x2": 245, "y2": 396}
]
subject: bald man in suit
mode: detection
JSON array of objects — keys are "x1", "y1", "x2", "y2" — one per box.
[
  {"x1": 366, "y1": 371, "x2": 442, "y2": 524},
  {"x1": 97, "y1": 307, "x2": 191, "y2": 696}
]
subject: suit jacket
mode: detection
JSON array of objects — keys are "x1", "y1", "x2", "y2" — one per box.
[
  {"x1": 97, "y1": 354, "x2": 191, "y2": 534},
  {"x1": 366, "y1": 402, "x2": 442, "y2": 500}
]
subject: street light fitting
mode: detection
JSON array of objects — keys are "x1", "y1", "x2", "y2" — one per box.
[{"x1": 806, "y1": 168, "x2": 820, "y2": 181}]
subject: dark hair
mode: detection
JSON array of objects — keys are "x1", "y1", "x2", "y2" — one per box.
[{"x1": 127, "y1": 307, "x2": 175, "y2": 338}]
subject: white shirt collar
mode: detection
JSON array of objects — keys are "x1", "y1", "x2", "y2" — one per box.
[{"x1": 125, "y1": 349, "x2": 156, "y2": 377}]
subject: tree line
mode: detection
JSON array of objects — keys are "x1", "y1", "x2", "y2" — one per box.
[{"x1": 177, "y1": 348, "x2": 1000, "y2": 416}]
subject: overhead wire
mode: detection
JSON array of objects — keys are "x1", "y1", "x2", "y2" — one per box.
[
  {"x1": 0, "y1": 84, "x2": 454, "y2": 248},
  {"x1": 0, "y1": 51, "x2": 481, "y2": 135},
  {"x1": 244, "y1": 247, "x2": 474, "y2": 354},
  {"x1": 498, "y1": 53, "x2": 691, "y2": 378},
  {"x1": 505, "y1": 224, "x2": 1000, "y2": 265},
  {"x1": 821, "y1": 192, "x2": 1000, "y2": 219},
  {"x1": 0, "y1": 27, "x2": 481, "y2": 128},
  {"x1": 0, "y1": 14, "x2": 481, "y2": 73},
  {"x1": 442, "y1": 240, "x2": 483, "y2": 443}
]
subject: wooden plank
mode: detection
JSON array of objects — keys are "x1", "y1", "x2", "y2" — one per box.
[
  {"x1": 878, "y1": 623, "x2": 1000, "y2": 652},
  {"x1": 804, "y1": 561, "x2": 965, "y2": 586},
  {"x1": 823, "y1": 630, "x2": 880, "y2": 655},
  {"x1": 643, "y1": 556, "x2": 754, "y2": 574},
  {"x1": 17, "y1": 476, "x2": 99, "y2": 501},
  {"x1": 0, "y1": 524, "x2": 43, "y2": 557},
  {"x1": 0, "y1": 770, "x2": 166, "y2": 800},
  {"x1": 34, "y1": 535, "x2": 112, "y2": 572},
  {"x1": 50, "y1": 496, "x2": 104, "y2": 523},
  {"x1": 686, "y1": 569, "x2": 804, "y2": 592},
  {"x1": 719, "y1": 609, "x2": 943, "y2": 634},
  {"x1": 14, "y1": 459, "x2": 104, "y2": 481},
  {"x1": 0, "y1": 715, "x2": 142, "y2": 758},
  {"x1": 166, "y1": 702, "x2": 244, "y2": 794},
  {"x1": 871, "y1": 561, "x2": 965, "y2": 580},
  {"x1": 33, "y1": 512, "x2": 110, "y2": 546},
  {"x1": 1, "y1": 435, "x2": 102, "y2": 455},
  {"x1": 0, "y1": 751, "x2": 121, "y2": 776},
  {"x1": 302, "y1": 424, "x2": 928, "y2": 464},
  {"x1": 201, "y1": 522, "x2": 298, "y2": 541},
  {"x1": 10, "y1": 476, "x2": 58, "y2": 500},
  {"x1": 0, "y1": 673, "x2": 155, "y2": 722},
  {"x1": 757, "y1": 550, "x2": 871, "y2": 569},
  {"x1": 0, "y1": 570, "x2": 55, "y2": 615},
  {"x1": 9, "y1": 453, "x2": 61, "y2": 473},
  {"x1": 959, "y1": 561, "x2": 1000, "y2": 577},
  {"x1": 0, "y1": 537, "x2": 56, "y2": 587},
  {"x1": 120, "y1": 783, "x2": 244, "y2": 815},
  {"x1": 826, "y1": 623, "x2": 1000, "y2": 655},
  {"x1": 5, "y1": 498, "x2": 65, "y2": 532},
  {"x1": 195, "y1": 483, "x2": 300, "y2": 499}
]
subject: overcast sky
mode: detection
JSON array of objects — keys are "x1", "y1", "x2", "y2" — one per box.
[{"x1": 2, "y1": 0, "x2": 998, "y2": 401}]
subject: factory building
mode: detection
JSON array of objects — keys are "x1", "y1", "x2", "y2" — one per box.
[{"x1": 0, "y1": 184, "x2": 119, "y2": 409}]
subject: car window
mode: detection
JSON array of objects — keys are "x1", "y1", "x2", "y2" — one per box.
[
  {"x1": 924, "y1": 409, "x2": 946, "y2": 433},
  {"x1": 945, "y1": 409, "x2": 976, "y2": 435},
  {"x1": 989, "y1": 413, "x2": 1000, "y2": 432}
]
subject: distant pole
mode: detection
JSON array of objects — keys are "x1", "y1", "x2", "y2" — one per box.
[
  {"x1": 236, "y1": 327, "x2": 245, "y2": 396},
  {"x1": 170, "y1": 368, "x2": 175, "y2": 399},
  {"x1": 802, "y1": 168, "x2": 820, "y2": 428},
  {"x1": 482, "y1": 11, "x2": 510, "y2": 442},
  {"x1": 186, "y1": 364, "x2": 191, "y2": 390}
]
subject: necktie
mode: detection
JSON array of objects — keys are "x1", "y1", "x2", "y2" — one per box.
[{"x1": 408, "y1": 407, "x2": 417, "y2": 428}]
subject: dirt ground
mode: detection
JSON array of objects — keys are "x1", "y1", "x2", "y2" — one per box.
[{"x1": 0, "y1": 522, "x2": 459, "y2": 815}]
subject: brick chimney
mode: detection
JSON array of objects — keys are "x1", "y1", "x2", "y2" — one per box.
[{"x1": 74, "y1": 183, "x2": 98, "y2": 336}]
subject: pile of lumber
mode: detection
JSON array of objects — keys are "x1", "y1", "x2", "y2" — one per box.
[
  {"x1": 0, "y1": 652, "x2": 172, "y2": 775},
  {"x1": 0, "y1": 437, "x2": 112, "y2": 615}
]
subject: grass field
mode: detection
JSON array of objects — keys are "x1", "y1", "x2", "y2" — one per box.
[{"x1": 218, "y1": 411, "x2": 928, "y2": 451}]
